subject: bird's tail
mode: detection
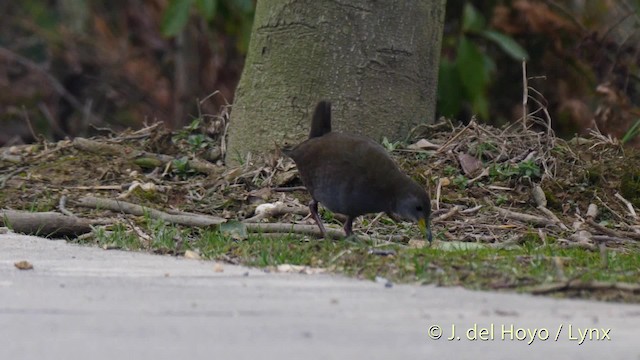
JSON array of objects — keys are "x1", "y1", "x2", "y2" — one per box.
[{"x1": 308, "y1": 101, "x2": 332, "y2": 139}]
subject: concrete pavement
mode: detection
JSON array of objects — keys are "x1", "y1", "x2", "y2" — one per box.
[{"x1": 1, "y1": 233, "x2": 639, "y2": 360}]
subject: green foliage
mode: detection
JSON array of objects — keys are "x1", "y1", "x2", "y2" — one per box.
[
  {"x1": 172, "y1": 157, "x2": 195, "y2": 178},
  {"x1": 187, "y1": 134, "x2": 208, "y2": 150},
  {"x1": 94, "y1": 224, "x2": 142, "y2": 250},
  {"x1": 174, "y1": 118, "x2": 202, "y2": 140},
  {"x1": 173, "y1": 118, "x2": 215, "y2": 153},
  {"x1": 453, "y1": 174, "x2": 469, "y2": 189},
  {"x1": 489, "y1": 160, "x2": 541, "y2": 181},
  {"x1": 161, "y1": 0, "x2": 194, "y2": 37},
  {"x1": 515, "y1": 160, "x2": 542, "y2": 178},
  {"x1": 443, "y1": 165, "x2": 458, "y2": 177},
  {"x1": 438, "y1": 2, "x2": 529, "y2": 120},
  {"x1": 320, "y1": 208, "x2": 337, "y2": 223},
  {"x1": 148, "y1": 219, "x2": 181, "y2": 253},
  {"x1": 495, "y1": 193, "x2": 508, "y2": 206},
  {"x1": 621, "y1": 119, "x2": 640, "y2": 145},
  {"x1": 196, "y1": 0, "x2": 219, "y2": 19},
  {"x1": 472, "y1": 141, "x2": 498, "y2": 159},
  {"x1": 161, "y1": 0, "x2": 255, "y2": 52},
  {"x1": 382, "y1": 137, "x2": 401, "y2": 152},
  {"x1": 481, "y1": 30, "x2": 529, "y2": 61},
  {"x1": 20, "y1": 0, "x2": 59, "y2": 31}
]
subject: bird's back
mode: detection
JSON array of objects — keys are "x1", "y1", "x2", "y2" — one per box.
[{"x1": 289, "y1": 132, "x2": 411, "y2": 217}]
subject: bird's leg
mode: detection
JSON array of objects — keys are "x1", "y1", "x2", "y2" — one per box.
[
  {"x1": 309, "y1": 199, "x2": 327, "y2": 238},
  {"x1": 343, "y1": 216, "x2": 354, "y2": 237}
]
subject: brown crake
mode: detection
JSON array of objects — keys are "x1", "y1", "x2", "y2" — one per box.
[{"x1": 286, "y1": 101, "x2": 433, "y2": 241}]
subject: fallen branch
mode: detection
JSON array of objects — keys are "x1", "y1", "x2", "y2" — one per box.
[
  {"x1": 568, "y1": 231, "x2": 596, "y2": 250},
  {"x1": 433, "y1": 206, "x2": 459, "y2": 222},
  {"x1": 0, "y1": 167, "x2": 27, "y2": 189},
  {"x1": 530, "y1": 279, "x2": 640, "y2": 294},
  {"x1": 0, "y1": 210, "x2": 92, "y2": 237},
  {"x1": 557, "y1": 238, "x2": 597, "y2": 251},
  {"x1": 496, "y1": 208, "x2": 556, "y2": 227},
  {"x1": 592, "y1": 235, "x2": 636, "y2": 244},
  {"x1": 75, "y1": 196, "x2": 225, "y2": 227},
  {"x1": 537, "y1": 206, "x2": 569, "y2": 231},
  {"x1": 586, "y1": 218, "x2": 640, "y2": 241},
  {"x1": 243, "y1": 202, "x2": 310, "y2": 223},
  {"x1": 66, "y1": 185, "x2": 129, "y2": 191},
  {"x1": 460, "y1": 205, "x2": 483, "y2": 214},
  {"x1": 244, "y1": 222, "x2": 344, "y2": 239}
]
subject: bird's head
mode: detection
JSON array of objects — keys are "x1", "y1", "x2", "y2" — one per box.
[{"x1": 392, "y1": 184, "x2": 433, "y2": 242}]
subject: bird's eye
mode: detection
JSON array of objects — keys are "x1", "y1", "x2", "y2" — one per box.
[{"x1": 415, "y1": 206, "x2": 423, "y2": 211}]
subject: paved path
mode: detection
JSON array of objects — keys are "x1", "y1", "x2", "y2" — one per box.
[{"x1": 1, "y1": 233, "x2": 638, "y2": 360}]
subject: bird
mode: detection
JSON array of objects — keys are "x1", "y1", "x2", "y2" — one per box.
[{"x1": 285, "y1": 100, "x2": 433, "y2": 241}]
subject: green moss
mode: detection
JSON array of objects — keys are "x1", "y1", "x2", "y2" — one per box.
[{"x1": 543, "y1": 189, "x2": 561, "y2": 210}]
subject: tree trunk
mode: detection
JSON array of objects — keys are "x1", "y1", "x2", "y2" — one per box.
[{"x1": 226, "y1": 0, "x2": 446, "y2": 164}]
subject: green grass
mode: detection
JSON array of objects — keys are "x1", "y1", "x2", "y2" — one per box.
[
  {"x1": 194, "y1": 229, "x2": 640, "y2": 288},
  {"x1": 80, "y1": 223, "x2": 640, "y2": 301},
  {"x1": 93, "y1": 223, "x2": 144, "y2": 251}
]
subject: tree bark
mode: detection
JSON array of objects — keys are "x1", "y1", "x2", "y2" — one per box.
[{"x1": 226, "y1": 0, "x2": 445, "y2": 163}]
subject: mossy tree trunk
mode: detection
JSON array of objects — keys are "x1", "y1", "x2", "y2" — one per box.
[{"x1": 226, "y1": 0, "x2": 445, "y2": 164}]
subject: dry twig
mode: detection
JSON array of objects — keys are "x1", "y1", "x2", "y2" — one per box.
[
  {"x1": 614, "y1": 192, "x2": 638, "y2": 219},
  {"x1": 75, "y1": 196, "x2": 225, "y2": 227},
  {"x1": 496, "y1": 208, "x2": 556, "y2": 227}
]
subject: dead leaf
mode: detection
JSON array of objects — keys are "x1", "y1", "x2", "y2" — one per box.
[
  {"x1": 458, "y1": 153, "x2": 483, "y2": 176},
  {"x1": 407, "y1": 138, "x2": 440, "y2": 150},
  {"x1": 14, "y1": 260, "x2": 33, "y2": 270},
  {"x1": 184, "y1": 250, "x2": 201, "y2": 260},
  {"x1": 213, "y1": 263, "x2": 224, "y2": 273},
  {"x1": 276, "y1": 264, "x2": 326, "y2": 274}
]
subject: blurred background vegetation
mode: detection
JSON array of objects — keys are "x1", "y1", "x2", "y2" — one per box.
[{"x1": 0, "y1": 0, "x2": 639, "y2": 146}]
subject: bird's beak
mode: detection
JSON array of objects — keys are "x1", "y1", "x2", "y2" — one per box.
[{"x1": 418, "y1": 217, "x2": 433, "y2": 243}]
